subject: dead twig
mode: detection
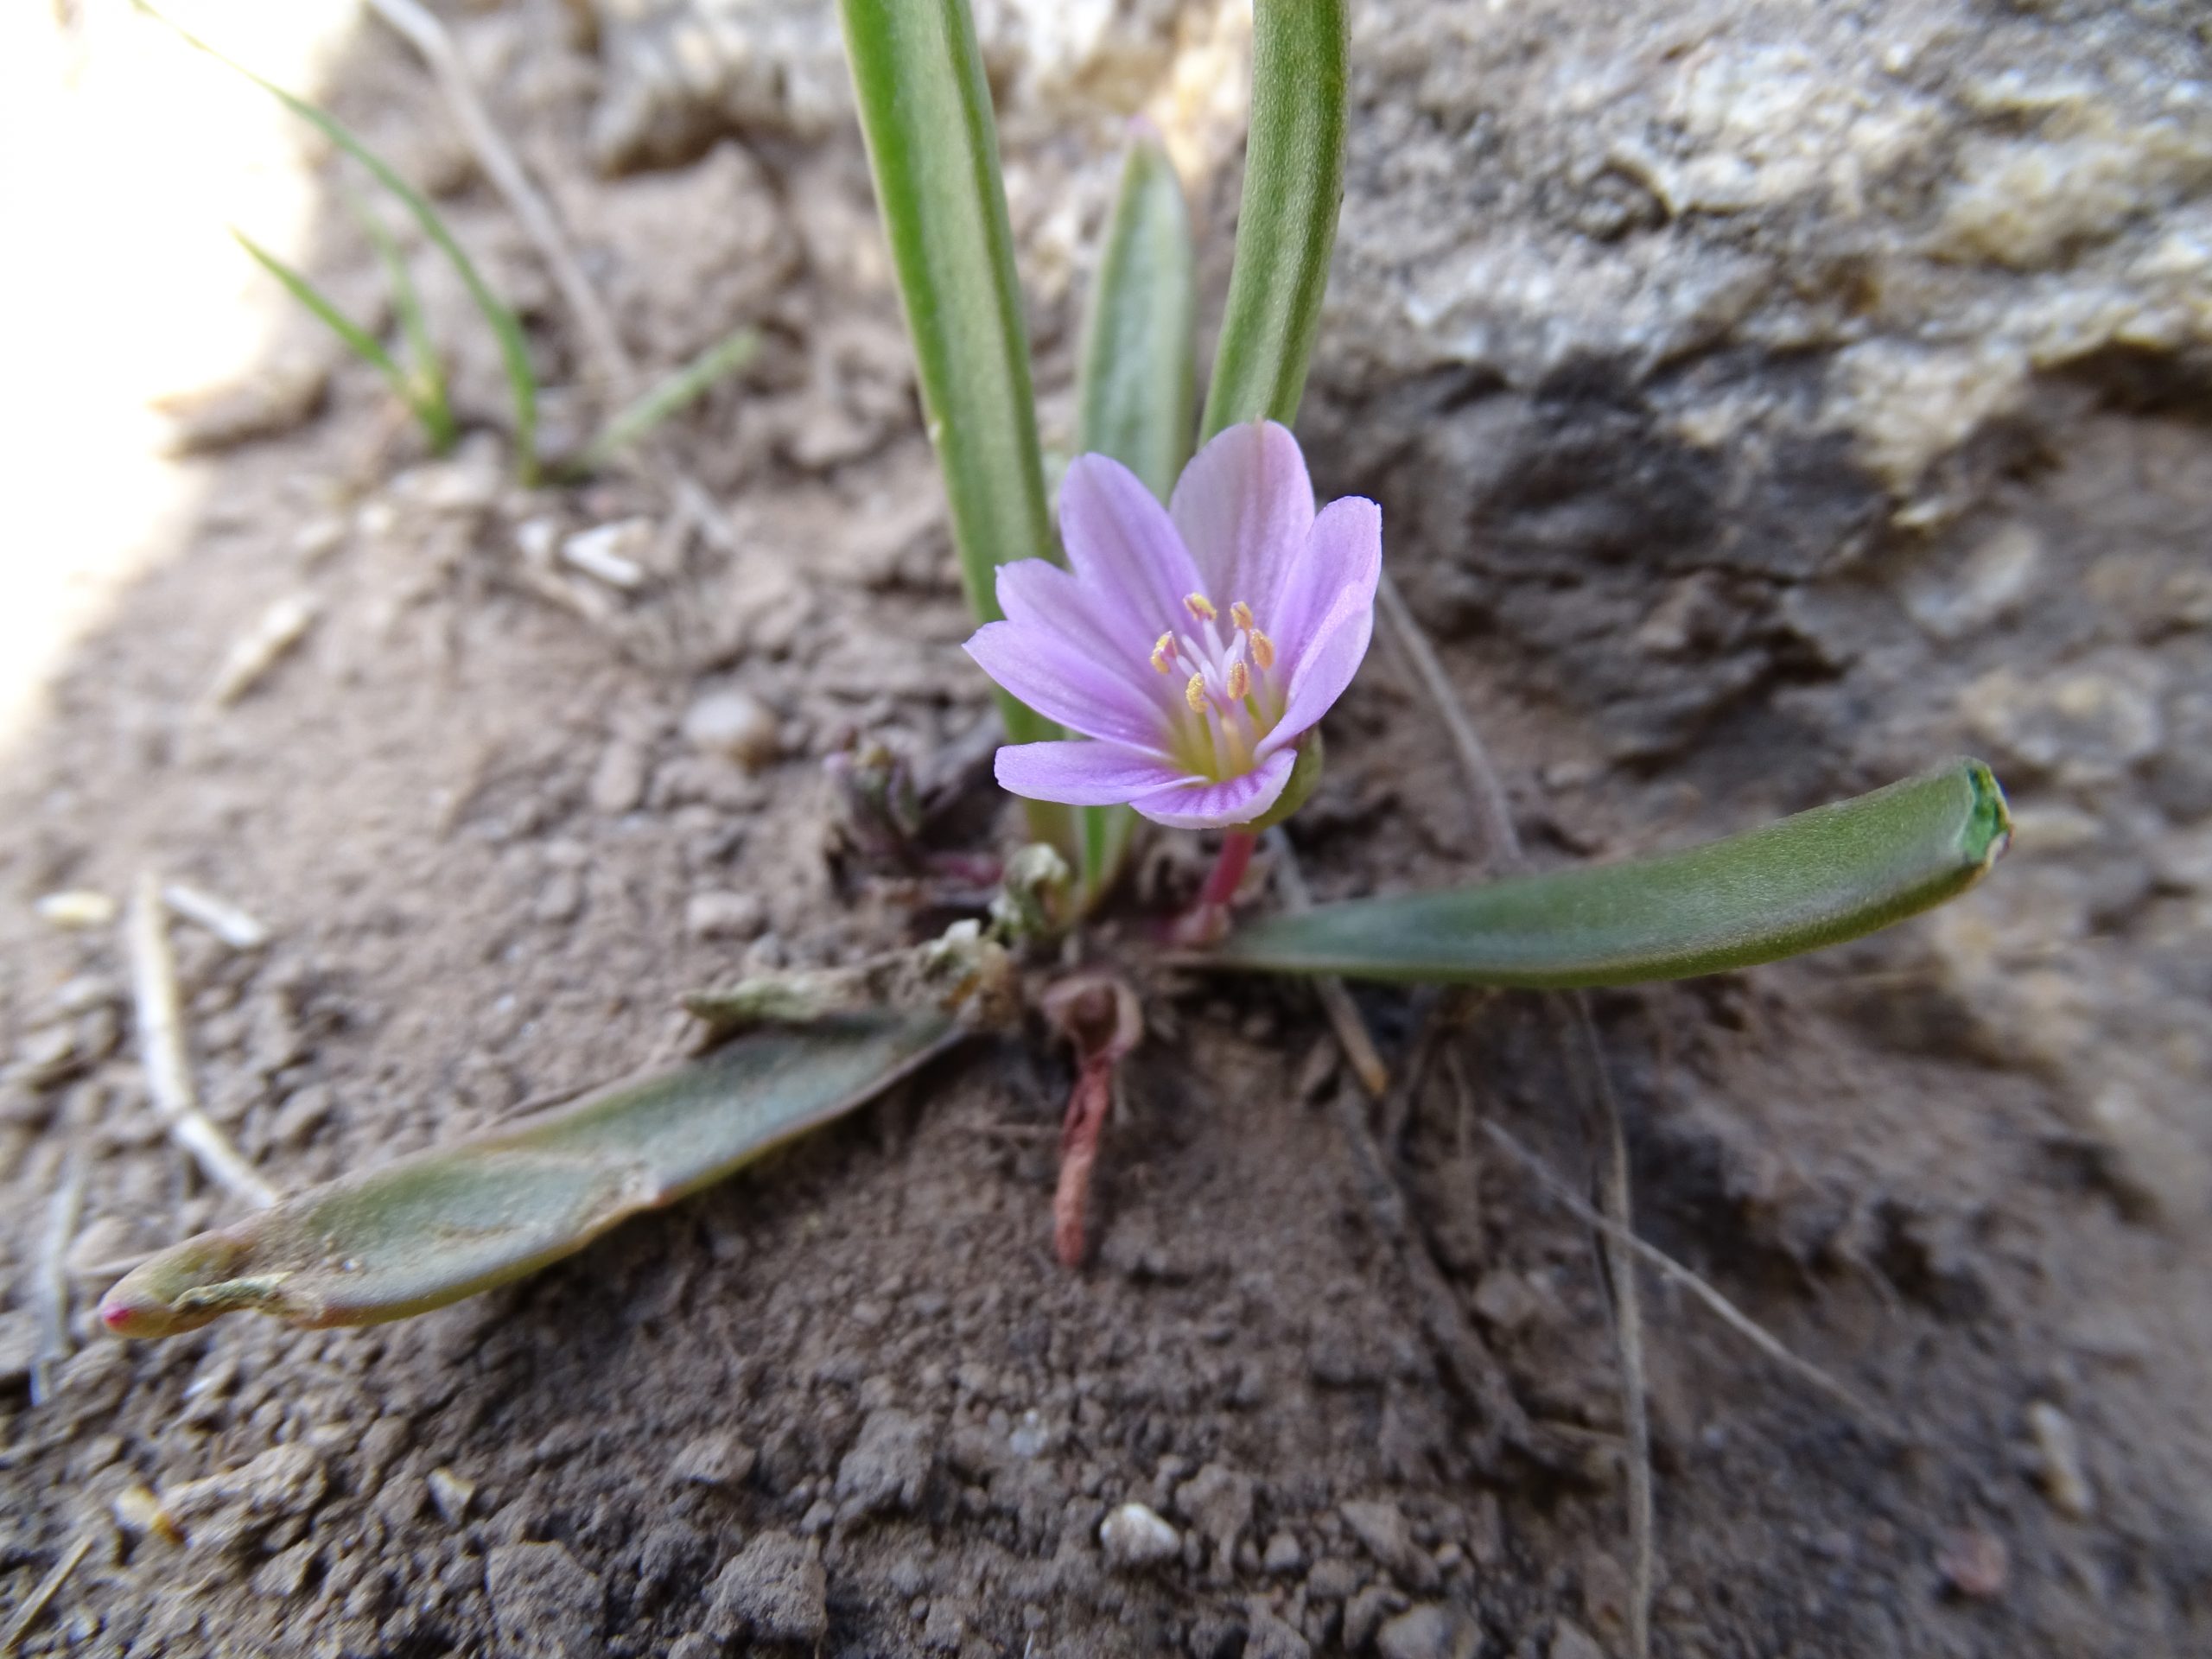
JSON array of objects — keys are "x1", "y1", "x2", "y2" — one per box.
[
  {"x1": 125, "y1": 873, "x2": 278, "y2": 1210},
  {"x1": 160, "y1": 881, "x2": 270, "y2": 950},
  {"x1": 1375, "y1": 572, "x2": 1654, "y2": 1659},
  {"x1": 1477, "y1": 1116, "x2": 1890, "y2": 1430},
  {"x1": 30, "y1": 1153, "x2": 85, "y2": 1408},
  {"x1": 1262, "y1": 828, "x2": 1388, "y2": 1096},
  {"x1": 0, "y1": 1533, "x2": 93, "y2": 1656}
]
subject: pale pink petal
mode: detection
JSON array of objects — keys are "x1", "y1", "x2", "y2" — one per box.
[
  {"x1": 1129, "y1": 747, "x2": 1296, "y2": 830},
  {"x1": 1060, "y1": 454, "x2": 1206, "y2": 652},
  {"x1": 965, "y1": 621, "x2": 1173, "y2": 752},
  {"x1": 1260, "y1": 582, "x2": 1375, "y2": 755},
  {"x1": 1267, "y1": 494, "x2": 1382, "y2": 669},
  {"x1": 995, "y1": 741, "x2": 1186, "y2": 805},
  {"x1": 996, "y1": 559, "x2": 1178, "y2": 719},
  {"x1": 1169, "y1": 419, "x2": 1315, "y2": 617}
]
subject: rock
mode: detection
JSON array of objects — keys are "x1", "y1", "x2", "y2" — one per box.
[
  {"x1": 588, "y1": 739, "x2": 650, "y2": 815},
  {"x1": 1936, "y1": 1529, "x2": 2010, "y2": 1600},
  {"x1": 1345, "y1": 1583, "x2": 1411, "y2": 1651},
  {"x1": 1174, "y1": 1463, "x2": 1256, "y2": 1566},
  {"x1": 426, "y1": 1467, "x2": 477, "y2": 1527},
  {"x1": 1243, "y1": 1602, "x2": 1313, "y2": 1659},
  {"x1": 671, "y1": 1430, "x2": 757, "y2": 1490},
  {"x1": 1378, "y1": 1604, "x2": 1480, "y2": 1659},
  {"x1": 1098, "y1": 1502, "x2": 1180, "y2": 1571},
  {"x1": 1262, "y1": 1531, "x2": 1306, "y2": 1575},
  {"x1": 1961, "y1": 664, "x2": 2164, "y2": 785},
  {"x1": 1341, "y1": 1499, "x2": 1437, "y2": 1590},
  {"x1": 2026, "y1": 1402, "x2": 2094, "y2": 1520},
  {"x1": 532, "y1": 869, "x2": 584, "y2": 926},
  {"x1": 486, "y1": 1541, "x2": 605, "y2": 1659},
  {"x1": 707, "y1": 1531, "x2": 827, "y2": 1644},
  {"x1": 682, "y1": 687, "x2": 782, "y2": 770},
  {"x1": 251, "y1": 1541, "x2": 319, "y2": 1599},
  {"x1": 1548, "y1": 1620, "x2": 1610, "y2": 1659},
  {"x1": 836, "y1": 1407, "x2": 932, "y2": 1517},
  {"x1": 1471, "y1": 1268, "x2": 1543, "y2": 1333},
  {"x1": 163, "y1": 1445, "x2": 329, "y2": 1552},
  {"x1": 1903, "y1": 521, "x2": 2042, "y2": 639},
  {"x1": 685, "y1": 889, "x2": 767, "y2": 942},
  {"x1": 1305, "y1": 1556, "x2": 1362, "y2": 1602}
]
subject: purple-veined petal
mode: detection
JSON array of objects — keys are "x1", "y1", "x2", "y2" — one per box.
[
  {"x1": 1129, "y1": 747, "x2": 1297, "y2": 829},
  {"x1": 965, "y1": 621, "x2": 1176, "y2": 751},
  {"x1": 1267, "y1": 494, "x2": 1381, "y2": 670},
  {"x1": 995, "y1": 559, "x2": 1179, "y2": 721},
  {"x1": 1060, "y1": 454, "x2": 1206, "y2": 652},
  {"x1": 1262, "y1": 581, "x2": 1376, "y2": 755},
  {"x1": 1169, "y1": 420, "x2": 1315, "y2": 619},
  {"x1": 995, "y1": 741, "x2": 1187, "y2": 805}
]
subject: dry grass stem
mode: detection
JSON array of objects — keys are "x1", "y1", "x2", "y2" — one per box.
[
  {"x1": 1375, "y1": 573, "x2": 1654, "y2": 1658},
  {"x1": 1263, "y1": 828, "x2": 1389, "y2": 1096},
  {"x1": 29, "y1": 1153, "x2": 85, "y2": 1408},
  {"x1": 125, "y1": 873, "x2": 279, "y2": 1210},
  {"x1": 207, "y1": 593, "x2": 319, "y2": 705},
  {"x1": 0, "y1": 1533, "x2": 93, "y2": 1656},
  {"x1": 160, "y1": 881, "x2": 270, "y2": 950}
]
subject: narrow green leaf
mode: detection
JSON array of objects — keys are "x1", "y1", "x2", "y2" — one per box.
[
  {"x1": 351, "y1": 200, "x2": 458, "y2": 454},
  {"x1": 836, "y1": 0, "x2": 1071, "y2": 855},
  {"x1": 232, "y1": 229, "x2": 435, "y2": 434},
  {"x1": 1199, "y1": 0, "x2": 1349, "y2": 437},
  {"x1": 1072, "y1": 127, "x2": 1198, "y2": 898},
  {"x1": 147, "y1": 4, "x2": 540, "y2": 480},
  {"x1": 99, "y1": 1013, "x2": 960, "y2": 1338},
  {"x1": 1208, "y1": 760, "x2": 2012, "y2": 987},
  {"x1": 564, "y1": 326, "x2": 760, "y2": 478}
]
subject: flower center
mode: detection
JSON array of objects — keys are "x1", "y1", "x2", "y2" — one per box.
[{"x1": 1148, "y1": 593, "x2": 1285, "y2": 779}]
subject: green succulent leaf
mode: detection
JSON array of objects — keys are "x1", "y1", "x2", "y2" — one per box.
[
  {"x1": 1208, "y1": 760, "x2": 2012, "y2": 987},
  {"x1": 1200, "y1": 0, "x2": 1350, "y2": 437}
]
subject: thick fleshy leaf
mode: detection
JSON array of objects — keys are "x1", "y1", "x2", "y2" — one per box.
[
  {"x1": 100, "y1": 1013, "x2": 963, "y2": 1338},
  {"x1": 1131, "y1": 747, "x2": 1297, "y2": 829},
  {"x1": 965, "y1": 620, "x2": 1170, "y2": 750},
  {"x1": 1170, "y1": 420, "x2": 1315, "y2": 623},
  {"x1": 1205, "y1": 761, "x2": 2012, "y2": 986},
  {"x1": 1060, "y1": 454, "x2": 1207, "y2": 653},
  {"x1": 996, "y1": 741, "x2": 1185, "y2": 805}
]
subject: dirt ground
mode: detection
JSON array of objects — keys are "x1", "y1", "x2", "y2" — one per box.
[{"x1": 3, "y1": 4, "x2": 2209, "y2": 1657}]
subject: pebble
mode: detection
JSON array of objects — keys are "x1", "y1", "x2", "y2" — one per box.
[
  {"x1": 1345, "y1": 1583, "x2": 1411, "y2": 1650},
  {"x1": 1549, "y1": 1619, "x2": 1610, "y2": 1659},
  {"x1": 1175, "y1": 1463, "x2": 1256, "y2": 1564},
  {"x1": 2026, "y1": 1402, "x2": 2094, "y2": 1518},
  {"x1": 162, "y1": 1444, "x2": 328, "y2": 1551},
  {"x1": 707, "y1": 1531, "x2": 828, "y2": 1644},
  {"x1": 682, "y1": 687, "x2": 782, "y2": 770},
  {"x1": 671, "y1": 1430, "x2": 757, "y2": 1490},
  {"x1": 1243, "y1": 1602, "x2": 1313, "y2": 1659},
  {"x1": 1304, "y1": 1556, "x2": 1361, "y2": 1601},
  {"x1": 533, "y1": 869, "x2": 584, "y2": 926},
  {"x1": 686, "y1": 889, "x2": 767, "y2": 941},
  {"x1": 1471, "y1": 1268, "x2": 1542, "y2": 1332},
  {"x1": 1099, "y1": 1502, "x2": 1181, "y2": 1570},
  {"x1": 836, "y1": 1407, "x2": 932, "y2": 1516},
  {"x1": 1341, "y1": 1498, "x2": 1436, "y2": 1590},
  {"x1": 1962, "y1": 664, "x2": 2162, "y2": 784},
  {"x1": 486, "y1": 1541, "x2": 606, "y2": 1659},
  {"x1": 251, "y1": 1541, "x2": 319, "y2": 1599},
  {"x1": 1936, "y1": 1529, "x2": 2010, "y2": 1600},
  {"x1": 588, "y1": 739, "x2": 650, "y2": 815},
  {"x1": 1262, "y1": 1531, "x2": 1306, "y2": 1575},
  {"x1": 427, "y1": 1467, "x2": 476, "y2": 1526},
  {"x1": 1378, "y1": 1604, "x2": 1480, "y2": 1659}
]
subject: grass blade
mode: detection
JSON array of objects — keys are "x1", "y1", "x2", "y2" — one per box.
[
  {"x1": 232, "y1": 229, "x2": 438, "y2": 438},
  {"x1": 564, "y1": 326, "x2": 760, "y2": 478},
  {"x1": 99, "y1": 1013, "x2": 961, "y2": 1338},
  {"x1": 836, "y1": 0, "x2": 1071, "y2": 855},
  {"x1": 1207, "y1": 760, "x2": 2012, "y2": 986},
  {"x1": 1072, "y1": 127, "x2": 1198, "y2": 897},
  {"x1": 1198, "y1": 0, "x2": 1350, "y2": 437},
  {"x1": 350, "y1": 200, "x2": 457, "y2": 453},
  {"x1": 145, "y1": 4, "x2": 540, "y2": 480}
]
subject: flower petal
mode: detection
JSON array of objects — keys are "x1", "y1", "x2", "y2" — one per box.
[
  {"x1": 1060, "y1": 454, "x2": 1206, "y2": 652},
  {"x1": 995, "y1": 741, "x2": 1186, "y2": 805},
  {"x1": 1262, "y1": 583, "x2": 1375, "y2": 755},
  {"x1": 1129, "y1": 747, "x2": 1296, "y2": 829},
  {"x1": 1267, "y1": 493, "x2": 1381, "y2": 671},
  {"x1": 965, "y1": 620, "x2": 1174, "y2": 751},
  {"x1": 1169, "y1": 419, "x2": 1315, "y2": 617},
  {"x1": 996, "y1": 559, "x2": 1178, "y2": 719}
]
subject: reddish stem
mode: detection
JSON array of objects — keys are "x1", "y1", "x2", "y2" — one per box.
[
  {"x1": 1052, "y1": 1062, "x2": 1112, "y2": 1268},
  {"x1": 1169, "y1": 829, "x2": 1258, "y2": 945}
]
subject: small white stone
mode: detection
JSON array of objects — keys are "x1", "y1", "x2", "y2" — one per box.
[
  {"x1": 35, "y1": 890, "x2": 117, "y2": 928},
  {"x1": 687, "y1": 890, "x2": 766, "y2": 941},
  {"x1": 1098, "y1": 1502, "x2": 1180, "y2": 1571},
  {"x1": 682, "y1": 688, "x2": 782, "y2": 770}
]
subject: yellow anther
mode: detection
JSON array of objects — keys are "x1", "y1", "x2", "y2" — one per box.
[
  {"x1": 1185, "y1": 672, "x2": 1209, "y2": 713},
  {"x1": 1226, "y1": 661, "x2": 1251, "y2": 701},
  {"x1": 1230, "y1": 601, "x2": 1255, "y2": 632},
  {"x1": 1184, "y1": 592, "x2": 1217, "y2": 620},
  {"x1": 1150, "y1": 632, "x2": 1175, "y2": 674},
  {"x1": 1249, "y1": 628, "x2": 1276, "y2": 671}
]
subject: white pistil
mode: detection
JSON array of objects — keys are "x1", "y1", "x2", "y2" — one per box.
[{"x1": 1145, "y1": 593, "x2": 1286, "y2": 779}]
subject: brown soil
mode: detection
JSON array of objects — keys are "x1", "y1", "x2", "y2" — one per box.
[{"x1": 3, "y1": 8, "x2": 2208, "y2": 1659}]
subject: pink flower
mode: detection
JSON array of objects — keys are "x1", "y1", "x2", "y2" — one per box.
[{"x1": 964, "y1": 421, "x2": 1382, "y2": 830}]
